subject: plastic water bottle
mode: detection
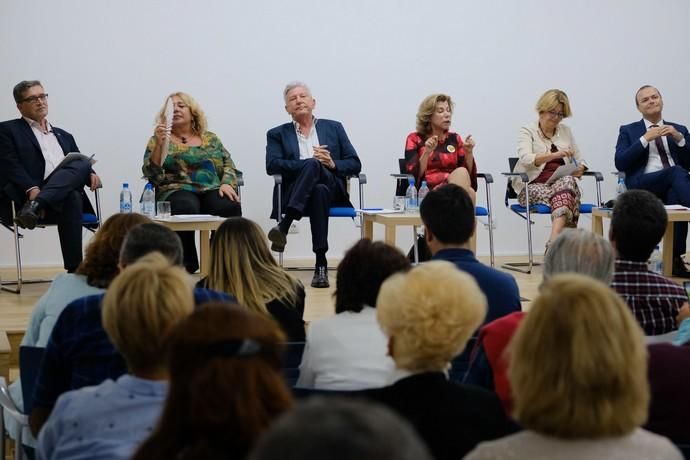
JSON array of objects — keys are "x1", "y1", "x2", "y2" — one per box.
[
  {"x1": 405, "y1": 177, "x2": 418, "y2": 212},
  {"x1": 119, "y1": 183, "x2": 132, "y2": 214},
  {"x1": 648, "y1": 245, "x2": 662, "y2": 274},
  {"x1": 616, "y1": 176, "x2": 627, "y2": 197},
  {"x1": 141, "y1": 183, "x2": 155, "y2": 217},
  {"x1": 418, "y1": 180, "x2": 430, "y2": 207}
]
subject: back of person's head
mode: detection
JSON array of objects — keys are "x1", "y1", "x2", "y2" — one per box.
[
  {"x1": 509, "y1": 274, "x2": 648, "y2": 439},
  {"x1": 75, "y1": 213, "x2": 152, "y2": 288},
  {"x1": 335, "y1": 239, "x2": 411, "y2": 314},
  {"x1": 102, "y1": 252, "x2": 194, "y2": 373},
  {"x1": 610, "y1": 190, "x2": 667, "y2": 262},
  {"x1": 543, "y1": 229, "x2": 615, "y2": 283},
  {"x1": 119, "y1": 223, "x2": 184, "y2": 267},
  {"x1": 249, "y1": 397, "x2": 433, "y2": 460},
  {"x1": 207, "y1": 217, "x2": 298, "y2": 315},
  {"x1": 132, "y1": 302, "x2": 293, "y2": 460},
  {"x1": 420, "y1": 184, "x2": 475, "y2": 246},
  {"x1": 376, "y1": 261, "x2": 487, "y2": 372}
]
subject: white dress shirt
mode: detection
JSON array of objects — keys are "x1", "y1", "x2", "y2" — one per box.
[
  {"x1": 641, "y1": 119, "x2": 685, "y2": 174},
  {"x1": 293, "y1": 118, "x2": 320, "y2": 160},
  {"x1": 24, "y1": 117, "x2": 65, "y2": 178}
]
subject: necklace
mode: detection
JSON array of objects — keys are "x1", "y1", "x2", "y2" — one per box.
[
  {"x1": 538, "y1": 123, "x2": 554, "y2": 140},
  {"x1": 173, "y1": 132, "x2": 189, "y2": 144}
]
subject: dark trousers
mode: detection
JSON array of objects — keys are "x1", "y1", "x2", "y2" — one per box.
[
  {"x1": 34, "y1": 158, "x2": 92, "y2": 272},
  {"x1": 167, "y1": 189, "x2": 242, "y2": 273},
  {"x1": 628, "y1": 165, "x2": 690, "y2": 257},
  {"x1": 285, "y1": 158, "x2": 345, "y2": 253}
]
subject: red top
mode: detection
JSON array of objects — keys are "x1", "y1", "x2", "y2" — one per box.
[{"x1": 404, "y1": 131, "x2": 478, "y2": 190}]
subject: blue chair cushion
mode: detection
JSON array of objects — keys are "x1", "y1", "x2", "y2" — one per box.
[
  {"x1": 81, "y1": 213, "x2": 99, "y2": 224},
  {"x1": 510, "y1": 204, "x2": 552, "y2": 214},
  {"x1": 579, "y1": 203, "x2": 595, "y2": 213},
  {"x1": 475, "y1": 206, "x2": 488, "y2": 217},
  {"x1": 329, "y1": 207, "x2": 357, "y2": 218}
]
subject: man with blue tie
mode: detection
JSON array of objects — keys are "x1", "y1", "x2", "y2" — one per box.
[
  {"x1": 615, "y1": 85, "x2": 690, "y2": 277},
  {"x1": 265, "y1": 82, "x2": 362, "y2": 288}
]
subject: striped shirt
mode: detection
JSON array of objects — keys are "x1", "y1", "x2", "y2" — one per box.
[{"x1": 611, "y1": 259, "x2": 686, "y2": 336}]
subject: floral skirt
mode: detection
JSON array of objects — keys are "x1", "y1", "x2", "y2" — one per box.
[{"x1": 517, "y1": 176, "x2": 581, "y2": 226}]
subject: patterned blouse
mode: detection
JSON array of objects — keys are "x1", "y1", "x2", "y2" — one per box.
[
  {"x1": 404, "y1": 131, "x2": 477, "y2": 190},
  {"x1": 142, "y1": 131, "x2": 239, "y2": 201}
]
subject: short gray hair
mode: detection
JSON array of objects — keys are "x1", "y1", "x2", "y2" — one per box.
[
  {"x1": 283, "y1": 81, "x2": 311, "y2": 102},
  {"x1": 13, "y1": 80, "x2": 42, "y2": 103},
  {"x1": 544, "y1": 229, "x2": 615, "y2": 284}
]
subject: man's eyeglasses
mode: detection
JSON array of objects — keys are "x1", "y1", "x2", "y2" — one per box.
[
  {"x1": 21, "y1": 94, "x2": 48, "y2": 104},
  {"x1": 547, "y1": 110, "x2": 565, "y2": 119}
]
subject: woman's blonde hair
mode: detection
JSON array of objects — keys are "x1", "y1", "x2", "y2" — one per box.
[
  {"x1": 415, "y1": 94, "x2": 454, "y2": 136},
  {"x1": 509, "y1": 274, "x2": 649, "y2": 438},
  {"x1": 376, "y1": 261, "x2": 486, "y2": 372},
  {"x1": 102, "y1": 252, "x2": 194, "y2": 373},
  {"x1": 155, "y1": 91, "x2": 208, "y2": 135},
  {"x1": 535, "y1": 89, "x2": 572, "y2": 118},
  {"x1": 206, "y1": 218, "x2": 299, "y2": 316}
]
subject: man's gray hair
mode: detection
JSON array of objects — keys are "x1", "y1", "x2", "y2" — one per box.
[
  {"x1": 283, "y1": 81, "x2": 311, "y2": 102},
  {"x1": 13, "y1": 80, "x2": 42, "y2": 103},
  {"x1": 544, "y1": 229, "x2": 615, "y2": 284}
]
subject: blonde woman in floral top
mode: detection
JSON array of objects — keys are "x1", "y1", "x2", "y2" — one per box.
[{"x1": 143, "y1": 92, "x2": 241, "y2": 273}]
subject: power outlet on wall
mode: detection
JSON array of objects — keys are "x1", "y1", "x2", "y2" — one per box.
[{"x1": 288, "y1": 223, "x2": 299, "y2": 234}]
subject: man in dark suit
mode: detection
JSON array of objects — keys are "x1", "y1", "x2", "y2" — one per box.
[
  {"x1": 265, "y1": 81, "x2": 361, "y2": 288},
  {"x1": 615, "y1": 85, "x2": 690, "y2": 277},
  {"x1": 0, "y1": 80, "x2": 100, "y2": 272}
]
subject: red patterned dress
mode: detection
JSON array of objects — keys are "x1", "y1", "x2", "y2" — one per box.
[{"x1": 404, "y1": 131, "x2": 477, "y2": 190}]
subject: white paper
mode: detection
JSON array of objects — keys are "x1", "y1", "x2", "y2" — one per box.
[
  {"x1": 545, "y1": 163, "x2": 579, "y2": 185},
  {"x1": 57, "y1": 152, "x2": 97, "y2": 169},
  {"x1": 153, "y1": 214, "x2": 225, "y2": 222},
  {"x1": 160, "y1": 97, "x2": 174, "y2": 164},
  {"x1": 357, "y1": 208, "x2": 405, "y2": 215},
  {"x1": 664, "y1": 205, "x2": 689, "y2": 211}
]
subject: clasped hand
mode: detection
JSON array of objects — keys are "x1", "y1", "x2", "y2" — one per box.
[{"x1": 313, "y1": 145, "x2": 335, "y2": 169}]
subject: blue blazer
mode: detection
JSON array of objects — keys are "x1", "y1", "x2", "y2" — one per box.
[
  {"x1": 265, "y1": 119, "x2": 361, "y2": 218},
  {"x1": 614, "y1": 119, "x2": 690, "y2": 181}
]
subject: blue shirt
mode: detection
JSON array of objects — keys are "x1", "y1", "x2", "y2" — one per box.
[
  {"x1": 36, "y1": 375, "x2": 167, "y2": 460},
  {"x1": 33, "y1": 288, "x2": 231, "y2": 411},
  {"x1": 432, "y1": 248, "x2": 522, "y2": 325}
]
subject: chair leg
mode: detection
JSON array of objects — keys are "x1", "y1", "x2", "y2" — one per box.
[
  {"x1": 1, "y1": 207, "x2": 23, "y2": 294},
  {"x1": 502, "y1": 192, "x2": 541, "y2": 274}
]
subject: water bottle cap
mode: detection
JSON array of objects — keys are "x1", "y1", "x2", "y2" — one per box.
[
  {"x1": 145, "y1": 183, "x2": 153, "y2": 190},
  {"x1": 123, "y1": 183, "x2": 129, "y2": 188},
  {"x1": 408, "y1": 177, "x2": 415, "y2": 185},
  {"x1": 421, "y1": 180, "x2": 427, "y2": 186}
]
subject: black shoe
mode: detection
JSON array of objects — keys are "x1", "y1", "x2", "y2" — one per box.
[
  {"x1": 268, "y1": 226, "x2": 287, "y2": 253},
  {"x1": 672, "y1": 257, "x2": 690, "y2": 278},
  {"x1": 311, "y1": 266, "x2": 330, "y2": 288},
  {"x1": 14, "y1": 200, "x2": 40, "y2": 230}
]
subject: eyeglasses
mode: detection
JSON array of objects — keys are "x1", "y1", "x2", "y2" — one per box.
[
  {"x1": 21, "y1": 94, "x2": 48, "y2": 104},
  {"x1": 547, "y1": 110, "x2": 565, "y2": 119}
]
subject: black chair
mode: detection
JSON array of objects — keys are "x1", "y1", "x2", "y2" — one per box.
[
  {"x1": 19, "y1": 346, "x2": 45, "y2": 415},
  {"x1": 272, "y1": 173, "x2": 367, "y2": 269},
  {"x1": 393, "y1": 159, "x2": 495, "y2": 266},
  {"x1": 0, "y1": 189, "x2": 101, "y2": 294},
  {"x1": 502, "y1": 157, "x2": 603, "y2": 274}
]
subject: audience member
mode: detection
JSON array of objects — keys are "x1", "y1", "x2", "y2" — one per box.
[
  {"x1": 609, "y1": 189, "x2": 687, "y2": 336},
  {"x1": 465, "y1": 229, "x2": 614, "y2": 412},
  {"x1": 143, "y1": 91, "x2": 242, "y2": 273},
  {"x1": 249, "y1": 397, "x2": 432, "y2": 460},
  {"x1": 198, "y1": 217, "x2": 305, "y2": 341},
  {"x1": 36, "y1": 253, "x2": 193, "y2": 460},
  {"x1": 615, "y1": 85, "x2": 690, "y2": 277},
  {"x1": 421, "y1": 184, "x2": 521, "y2": 325},
  {"x1": 511, "y1": 89, "x2": 587, "y2": 249},
  {"x1": 465, "y1": 274, "x2": 682, "y2": 460},
  {"x1": 132, "y1": 302, "x2": 293, "y2": 460},
  {"x1": 404, "y1": 93, "x2": 477, "y2": 202},
  {"x1": 359, "y1": 261, "x2": 507, "y2": 460},
  {"x1": 0, "y1": 80, "x2": 101, "y2": 272},
  {"x1": 297, "y1": 239, "x2": 410, "y2": 390},
  {"x1": 29, "y1": 223, "x2": 230, "y2": 436},
  {"x1": 266, "y1": 81, "x2": 362, "y2": 288}
]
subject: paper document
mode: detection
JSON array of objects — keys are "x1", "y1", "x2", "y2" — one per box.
[
  {"x1": 159, "y1": 97, "x2": 174, "y2": 164},
  {"x1": 57, "y1": 152, "x2": 96, "y2": 169},
  {"x1": 357, "y1": 208, "x2": 405, "y2": 215},
  {"x1": 153, "y1": 214, "x2": 225, "y2": 222},
  {"x1": 664, "y1": 205, "x2": 689, "y2": 211},
  {"x1": 545, "y1": 163, "x2": 578, "y2": 185}
]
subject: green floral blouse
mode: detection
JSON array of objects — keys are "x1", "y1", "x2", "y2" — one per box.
[{"x1": 142, "y1": 131, "x2": 239, "y2": 201}]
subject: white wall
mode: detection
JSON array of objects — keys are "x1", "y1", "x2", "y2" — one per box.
[{"x1": 2, "y1": 0, "x2": 690, "y2": 266}]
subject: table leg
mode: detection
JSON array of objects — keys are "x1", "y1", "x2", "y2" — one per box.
[
  {"x1": 199, "y1": 230, "x2": 211, "y2": 276},
  {"x1": 363, "y1": 217, "x2": 374, "y2": 240},
  {"x1": 662, "y1": 223, "x2": 674, "y2": 277},
  {"x1": 592, "y1": 214, "x2": 603, "y2": 236},
  {"x1": 384, "y1": 224, "x2": 397, "y2": 245}
]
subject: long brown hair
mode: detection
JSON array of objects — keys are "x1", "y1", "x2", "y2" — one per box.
[
  {"x1": 75, "y1": 213, "x2": 152, "y2": 287},
  {"x1": 132, "y1": 302, "x2": 293, "y2": 460},
  {"x1": 206, "y1": 218, "x2": 299, "y2": 315}
]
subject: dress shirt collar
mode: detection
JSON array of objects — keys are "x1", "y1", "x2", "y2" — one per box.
[
  {"x1": 116, "y1": 374, "x2": 168, "y2": 397},
  {"x1": 24, "y1": 116, "x2": 51, "y2": 134},
  {"x1": 615, "y1": 258, "x2": 650, "y2": 272},
  {"x1": 643, "y1": 118, "x2": 665, "y2": 129},
  {"x1": 432, "y1": 247, "x2": 477, "y2": 262},
  {"x1": 293, "y1": 117, "x2": 318, "y2": 137}
]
